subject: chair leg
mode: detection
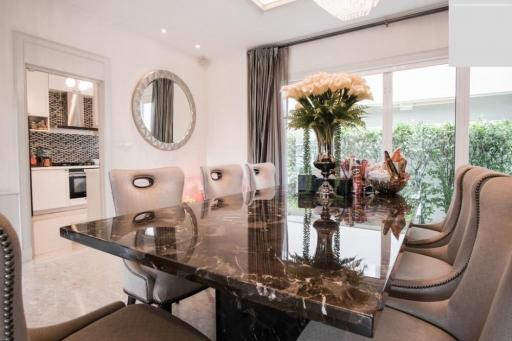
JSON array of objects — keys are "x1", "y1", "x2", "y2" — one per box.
[
  {"x1": 127, "y1": 296, "x2": 136, "y2": 305},
  {"x1": 160, "y1": 302, "x2": 173, "y2": 314}
]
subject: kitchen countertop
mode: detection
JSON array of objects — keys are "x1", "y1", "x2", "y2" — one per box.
[{"x1": 31, "y1": 165, "x2": 100, "y2": 171}]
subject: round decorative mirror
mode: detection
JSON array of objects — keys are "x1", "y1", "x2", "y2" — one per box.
[{"x1": 132, "y1": 70, "x2": 196, "y2": 150}]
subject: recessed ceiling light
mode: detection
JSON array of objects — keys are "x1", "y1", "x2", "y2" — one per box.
[
  {"x1": 65, "y1": 78, "x2": 76, "y2": 88},
  {"x1": 251, "y1": 0, "x2": 297, "y2": 11},
  {"x1": 160, "y1": 28, "x2": 167, "y2": 34},
  {"x1": 195, "y1": 44, "x2": 201, "y2": 49}
]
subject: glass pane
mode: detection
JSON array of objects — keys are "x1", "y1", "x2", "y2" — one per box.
[
  {"x1": 338, "y1": 74, "x2": 383, "y2": 163},
  {"x1": 392, "y1": 64, "x2": 456, "y2": 223},
  {"x1": 469, "y1": 67, "x2": 512, "y2": 174}
]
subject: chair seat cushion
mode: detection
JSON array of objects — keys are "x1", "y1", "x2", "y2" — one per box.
[
  {"x1": 297, "y1": 307, "x2": 454, "y2": 341},
  {"x1": 146, "y1": 266, "x2": 208, "y2": 304},
  {"x1": 63, "y1": 304, "x2": 208, "y2": 341},
  {"x1": 123, "y1": 260, "x2": 207, "y2": 305},
  {"x1": 393, "y1": 251, "x2": 453, "y2": 283},
  {"x1": 406, "y1": 226, "x2": 443, "y2": 243}
]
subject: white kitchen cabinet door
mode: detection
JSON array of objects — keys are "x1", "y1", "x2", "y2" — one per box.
[
  {"x1": 26, "y1": 70, "x2": 49, "y2": 117},
  {"x1": 31, "y1": 169, "x2": 69, "y2": 212}
]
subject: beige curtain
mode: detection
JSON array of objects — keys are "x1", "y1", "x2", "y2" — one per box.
[{"x1": 247, "y1": 47, "x2": 289, "y2": 185}]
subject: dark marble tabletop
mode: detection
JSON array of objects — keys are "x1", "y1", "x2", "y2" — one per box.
[{"x1": 60, "y1": 186, "x2": 416, "y2": 337}]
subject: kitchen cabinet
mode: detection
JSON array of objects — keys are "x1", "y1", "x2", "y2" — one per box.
[
  {"x1": 31, "y1": 169, "x2": 68, "y2": 212},
  {"x1": 85, "y1": 168, "x2": 101, "y2": 220},
  {"x1": 26, "y1": 70, "x2": 49, "y2": 117}
]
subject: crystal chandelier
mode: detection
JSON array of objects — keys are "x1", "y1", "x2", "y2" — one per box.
[{"x1": 313, "y1": 0, "x2": 380, "y2": 21}]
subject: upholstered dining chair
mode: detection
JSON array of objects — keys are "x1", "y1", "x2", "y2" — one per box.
[
  {"x1": 390, "y1": 167, "x2": 508, "y2": 301},
  {"x1": 110, "y1": 167, "x2": 207, "y2": 311},
  {"x1": 200, "y1": 164, "x2": 244, "y2": 200},
  {"x1": 405, "y1": 165, "x2": 473, "y2": 248},
  {"x1": 298, "y1": 175, "x2": 512, "y2": 341},
  {"x1": 0, "y1": 213, "x2": 209, "y2": 341},
  {"x1": 246, "y1": 162, "x2": 276, "y2": 191}
]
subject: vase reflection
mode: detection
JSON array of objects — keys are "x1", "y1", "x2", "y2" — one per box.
[{"x1": 294, "y1": 193, "x2": 410, "y2": 282}]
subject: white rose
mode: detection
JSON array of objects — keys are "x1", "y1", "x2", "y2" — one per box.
[
  {"x1": 348, "y1": 85, "x2": 365, "y2": 98},
  {"x1": 350, "y1": 74, "x2": 365, "y2": 87},
  {"x1": 301, "y1": 85, "x2": 314, "y2": 96},
  {"x1": 287, "y1": 86, "x2": 298, "y2": 99},
  {"x1": 334, "y1": 75, "x2": 351, "y2": 91},
  {"x1": 358, "y1": 88, "x2": 374, "y2": 101}
]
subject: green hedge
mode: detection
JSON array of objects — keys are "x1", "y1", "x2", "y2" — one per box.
[{"x1": 287, "y1": 120, "x2": 512, "y2": 221}]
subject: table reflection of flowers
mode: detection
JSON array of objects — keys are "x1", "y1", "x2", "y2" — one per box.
[
  {"x1": 291, "y1": 204, "x2": 367, "y2": 307},
  {"x1": 294, "y1": 205, "x2": 364, "y2": 274}
]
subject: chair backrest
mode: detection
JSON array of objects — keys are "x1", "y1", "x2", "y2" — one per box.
[
  {"x1": 0, "y1": 214, "x2": 29, "y2": 341},
  {"x1": 200, "y1": 164, "x2": 244, "y2": 200},
  {"x1": 440, "y1": 165, "x2": 473, "y2": 233},
  {"x1": 444, "y1": 176, "x2": 512, "y2": 340},
  {"x1": 246, "y1": 163, "x2": 276, "y2": 191},
  {"x1": 445, "y1": 166, "x2": 495, "y2": 264},
  {"x1": 110, "y1": 167, "x2": 184, "y2": 215},
  {"x1": 478, "y1": 252, "x2": 512, "y2": 341}
]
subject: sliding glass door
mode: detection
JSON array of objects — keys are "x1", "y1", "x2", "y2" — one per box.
[
  {"x1": 338, "y1": 73, "x2": 384, "y2": 163},
  {"x1": 392, "y1": 65, "x2": 456, "y2": 222},
  {"x1": 284, "y1": 61, "x2": 511, "y2": 215}
]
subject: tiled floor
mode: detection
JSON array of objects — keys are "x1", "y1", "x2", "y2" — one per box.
[{"x1": 23, "y1": 239, "x2": 216, "y2": 339}]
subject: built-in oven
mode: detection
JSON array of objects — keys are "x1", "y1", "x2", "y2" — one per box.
[{"x1": 68, "y1": 169, "x2": 87, "y2": 199}]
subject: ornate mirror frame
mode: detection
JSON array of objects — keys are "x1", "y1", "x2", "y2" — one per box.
[{"x1": 131, "y1": 70, "x2": 196, "y2": 151}]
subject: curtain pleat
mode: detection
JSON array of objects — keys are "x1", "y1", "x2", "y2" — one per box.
[
  {"x1": 247, "y1": 47, "x2": 289, "y2": 185},
  {"x1": 151, "y1": 78, "x2": 174, "y2": 143}
]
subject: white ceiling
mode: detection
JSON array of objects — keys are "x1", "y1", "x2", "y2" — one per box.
[{"x1": 58, "y1": 0, "x2": 447, "y2": 59}]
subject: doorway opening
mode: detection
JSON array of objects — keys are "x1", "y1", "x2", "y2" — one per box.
[{"x1": 26, "y1": 67, "x2": 103, "y2": 257}]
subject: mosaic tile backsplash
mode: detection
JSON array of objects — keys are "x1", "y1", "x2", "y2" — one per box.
[
  {"x1": 48, "y1": 90, "x2": 95, "y2": 128},
  {"x1": 29, "y1": 131, "x2": 99, "y2": 164},
  {"x1": 49, "y1": 91, "x2": 67, "y2": 127}
]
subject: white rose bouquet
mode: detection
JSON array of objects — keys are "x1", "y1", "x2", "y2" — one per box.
[{"x1": 282, "y1": 72, "x2": 372, "y2": 130}]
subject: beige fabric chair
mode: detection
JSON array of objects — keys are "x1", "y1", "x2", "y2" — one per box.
[
  {"x1": 405, "y1": 165, "x2": 473, "y2": 247},
  {"x1": 200, "y1": 164, "x2": 244, "y2": 200},
  {"x1": 298, "y1": 176, "x2": 512, "y2": 341},
  {"x1": 387, "y1": 175, "x2": 512, "y2": 340},
  {"x1": 390, "y1": 167, "x2": 508, "y2": 301},
  {"x1": 0, "y1": 213, "x2": 208, "y2": 341},
  {"x1": 246, "y1": 162, "x2": 276, "y2": 191},
  {"x1": 110, "y1": 167, "x2": 206, "y2": 309}
]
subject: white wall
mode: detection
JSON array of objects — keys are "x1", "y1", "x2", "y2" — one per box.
[
  {"x1": 0, "y1": 0, "x2": 207, "y2": 241},
  {"x1": 289, "y1": 11, "x2": 449, "y2": 80},
  {"x1": 206, "y1": 51, "x2": 248, "y2": 165},
  {"x1": 450, "y1": 1, "x2": 512, "y2": 66}
]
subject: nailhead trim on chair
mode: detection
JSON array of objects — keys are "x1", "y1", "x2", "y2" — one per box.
[
  {"x1": 0, "y1": 229, "x2": 14, "y2": 341},
  {"x1": 393, "y1": 173, "x2": 506, "y2": 289}
]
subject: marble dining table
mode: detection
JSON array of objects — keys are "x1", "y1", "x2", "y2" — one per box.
[{"x1": 60, "y1": 186, "x2": 420, "y2": 340}]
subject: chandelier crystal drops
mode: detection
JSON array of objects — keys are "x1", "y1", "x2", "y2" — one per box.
[{"x1": 313, "y1": 0, "x2": 380, "y2": 21}]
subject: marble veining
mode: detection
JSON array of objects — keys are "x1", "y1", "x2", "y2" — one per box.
[{"x1": 61, "y1": 186, "x2": 418, "y2": 336}]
